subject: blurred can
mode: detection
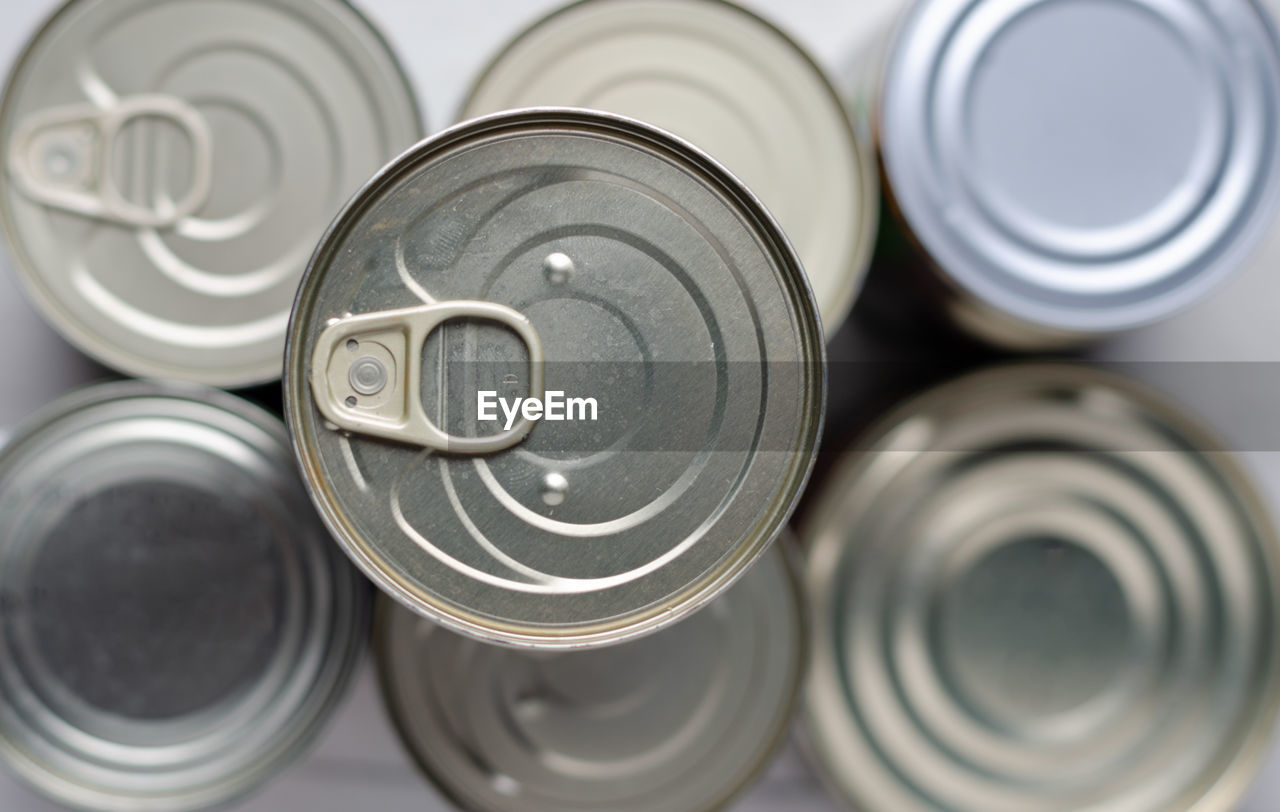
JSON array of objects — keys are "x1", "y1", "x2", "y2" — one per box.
[
  {"x1": 857, "y1": 0, "x2": 1280, "y2": 349},
  {"x1": 0, "y1": 0, "x2": 422, "y2": 386},
  {"x1": 376, "y1": 541, "x2": 805, "y2": 812},
  {"x1": 0, "y1": 381, "x2": 369, "y2": 811},
  {"x1": 801, "y1": 364, "x2": 1280, "y2": 811},
  {"x1": 462, "y1": 0, "x2": 877, "y2": 338},
  {"x1": 284, "y1": 108, "x2": 825, "y2": 649}
]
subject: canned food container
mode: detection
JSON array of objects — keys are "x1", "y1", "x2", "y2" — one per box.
[
  {"x1": 0, "y1": 0, "x2": 422, "y2": 386},
  {"x1": 462, "y1": 0, "x2": 877, "y2": 338},
  {"x1": 865, "y1": 0, "x2": 1280, "y2": 349},
  {"x1": 285, "y1": 108, "x2": 825, "y2": 649},
  {"x1": 801, "y1": 364, "x2": 1280, "y2": 811},
  {"x1": 0, "y1": 382, "x2": 370, "y2": 811},
  {"x1": 376, "y1": 540, "x2": 804, "y2": 812}
]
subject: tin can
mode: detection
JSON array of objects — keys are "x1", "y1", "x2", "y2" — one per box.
[
  {"x1": 376, "y1": 540, "x2": 804, "y2": 812},
  {"x1": 0, "y1": 0, "x2": 422, "y2": 386},
  {"x1": 858, "y1": 0, "x2": 1280, "y2": 349},
  {"x1": 0, "y1": 381, "x2": 370, "y2": 811},
  {"x1": 284, "y1": 108, "x2": 825, "y2": 649},
  {"x1": 461, "y1": 0, "x2": 878, "y2": 338},
  {"x1": 800, "y1": 364, "x2": 1280, "y2": 811}
]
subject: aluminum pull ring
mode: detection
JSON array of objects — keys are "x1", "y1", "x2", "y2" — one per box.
[
  {"x1": 8, "y1": 95, "x2": 213, "y2": 228},
  {"x1": 310, "y1": 300, "x2": 545, "y2": 454}
]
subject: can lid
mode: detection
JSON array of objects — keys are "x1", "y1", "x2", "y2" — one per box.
[
  {"x1": 285, "y1": 108, "x2": 825, "y2": 650},
  {"x1": 801, "y1": 364, "x2": 1280, "y2": 812},
  {"x1": 0, "y1": 0, "x2": 421, "y2": 386},
  {"x1": 880, "y1": 0, "x2": 1280, "y2": 334},
  {"x1": 0, "y1": 382, "x2": 369, "y2": 811},
  {"x1": 376, "y1": 542, "x2": 804, "y2": 812},
  {"x1": 462, "y1": 0, "x2": 876, "y2": 337}
]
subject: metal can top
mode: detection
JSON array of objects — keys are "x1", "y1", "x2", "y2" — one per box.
[
  {"x1": 376, "y1": 541, "x2": 804, "y2": 812},
  {"x1": 0, "y1": 0, "x2": 421, "y2": 386},
  {"x1": 462, "y1": 0, "x2": 876, "y2": 338},
  {"x1": 879, "y1": 0, "x2": 1280, "y2": 337},
  {"x1": 285, "y1": 108, "x2": 825, "y2": 649},
  {"x1": 801, "y1": 364, "x2": 1280, "y2": 812},
  {"x1": 0, "y1": 382, "x2": 369, "y2": 811}
]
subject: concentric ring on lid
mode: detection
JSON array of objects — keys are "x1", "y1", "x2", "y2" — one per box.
[
  {"x1": 285, "y1": 108, "x2": 825, "y2": 649},
  {"x1": 0, "y1": 382, "x2": 370, "y2": 811},
  {"x1": 0, "y1": 0, "x2": 422, "y2": 386},
  {"x1": 376, "y1": 542, "x2": 804, "y2": 812},
  {"x1": 801, "y1": 364, "x2": 1280, "y2": 812},
  {"x1": 462, "y1": 0, "x2": 876, "y2": 337},
  {"x1": 879, "y1": 0, "x2": 1280, "y2": 337}
]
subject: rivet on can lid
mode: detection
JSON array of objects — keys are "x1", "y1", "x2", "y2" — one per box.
[
  {"x1": 285, "y1": 108, "x2": 825, "y2": 649},
  {"x1": 463, "y1": 0, "x2": 878, "y2": 337}
]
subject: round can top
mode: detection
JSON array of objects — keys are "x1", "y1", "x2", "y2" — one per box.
[
  {"x1": 376, "y1": 541, "x2": 804, "y2": 812},
  {"x1": 462, "y1": 0, "x2": 876, "y2": 337},
  {"x1": 0, "y1": 0, "x2": 421, "y2": 386},
  {"x1": 0, "y1": 382, "x2": 369, "y2": 811},
  {"x1": 285, "y1": 108, "x2": 825, "y2": 650},
  {"x1": 880, "y1": 0, "x2": 1280, "y2": 336},
  {"x1": 801, "y1": 364, "x2": 1280, "y2": 812}
]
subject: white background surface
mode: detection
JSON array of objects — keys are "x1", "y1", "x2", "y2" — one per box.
[{"x1": 3, "y1": 1, "x2": 1280, "y2": 810}]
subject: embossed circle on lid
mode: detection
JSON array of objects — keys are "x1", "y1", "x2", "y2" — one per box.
[
  {"x1": 880, "y1": 0, "x2": 1280, "y2": 336},
  {"x1": 802, "y1": 365, "x2": 1280, "y2": 812},
  {"x1": 377, "y1": 543, "x2": 804, "y2": 812},
  {"x1": 285, "y1": 108, "x2": 825, "y2": 649},
  {"x1": 0, "y1": 0, "x2": 421, "y2": 385},
  {"x1": 463, "y1": 0, "x2": 876, "y2": 337}
]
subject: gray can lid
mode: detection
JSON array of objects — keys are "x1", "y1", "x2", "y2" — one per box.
[
  {"x1": 801, "y1": 364, "x2": 1280, "y2": 812},
  {"x1": 376, "y1": 542, "x2": 804, "y2": 812},
  {"x1": 462, "y1": 0, "x2": 877, "y2": 337},
  {"x1": 0, "y1": 382, "x2": 370, "y2": 811},
  {"x1": 0, "y1": 0, "x2": 422, "y2": 386},
  {"x1": 880, "y1": 0, "x2": 1280, "y2": 334},
  {"x1": 285, "y1": 108, "x2": 825, "y2": 650}
]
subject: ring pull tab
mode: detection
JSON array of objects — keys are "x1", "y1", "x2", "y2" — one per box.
[
  {"x1": 310, "y1": 300, "x2": 545, "y2": 455},
  {"x1": 7, "y1": 95, "x2": 213, "y2": 228}
]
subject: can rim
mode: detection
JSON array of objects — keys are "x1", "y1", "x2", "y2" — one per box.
[
  {"x1": 0, "y1": 380, "x2": 372, "y2": 811},
  {"x1": 797, "y1": 361, "x2": 1280, "y2": 812},
  {"x1": 373, "y1": 536, "x2": 810, "y2": 812},
  {"x1": 285, "y1": 106, "x2": 827, "y2": 650},
  {"x1": 458, "y1": 0, "x2": 880, "y2": 340},
  {"x1": 0, "y1": 0, "x2": 425, "y2": 388}
]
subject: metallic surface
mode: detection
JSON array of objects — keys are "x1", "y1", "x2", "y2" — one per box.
[
  {"x1": 462, "y1": 0, "x2": 876, "y2": 338},
  {"x1": 801, "y1": 364, "x2": 1280, "y2": 811},
  {"x1": 376, "y1": 542, "x2": 805, "y2": 812},
  {"x1": 877, "y1": 0, "x2": 1280, "y2": 346},
  {"x1": 0, "y1": 0, "x2": 422, "y2": 386},
  {"x1": 0, "y1": 382, "x2": 370, "y2": 811},
  {"x1": 285, "y1": 108, "x2": 825, "y2": 649}
]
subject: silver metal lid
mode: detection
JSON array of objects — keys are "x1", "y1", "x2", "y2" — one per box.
[
  {"x1": 801, "y1": 364, "x2": 1280, "y2": 812},
  {"x1": 879, "y1": 0, "x2": 1280, "y2": 337},
  {"x1": 285, "y1": 108, "x2": 825, "y2": 649},
  {"x1": 376, "y1": 542, "x2": 804, "y2": 812},
  {"x1": 462, "y1": 0, "x2": 876, "y2": 337},
  {"x1": 0, "y1": 0, "x2": 421, "y2": 386},
  {"x1": 0, "y1": 382, "x2": 370, "y2": 811}
]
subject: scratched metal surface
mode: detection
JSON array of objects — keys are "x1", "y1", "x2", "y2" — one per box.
[{"x1": 1, "y1": 1, "x2": 1279, "y2": 810}]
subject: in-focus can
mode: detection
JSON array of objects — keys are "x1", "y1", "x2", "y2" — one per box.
[{"x1": 285, "y1": 108, "x2": 825, "y2": 649}]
